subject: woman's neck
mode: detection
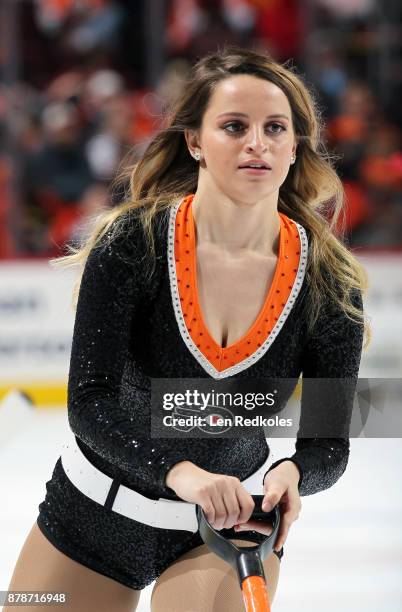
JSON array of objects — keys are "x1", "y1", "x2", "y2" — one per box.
[{"x1": 191, "y1": 188, "x2": 281, "y2": 258}]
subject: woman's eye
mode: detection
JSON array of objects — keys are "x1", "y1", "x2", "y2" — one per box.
[
  {"x1": 223, "y1": 122, "x2": 244, "y2": 133},
  {"x1": 223, "y1": 122, "x2": 286, "y2": 134},
  {"x1": 269, "y1": 123, "x2": 286, "y2": 133}
]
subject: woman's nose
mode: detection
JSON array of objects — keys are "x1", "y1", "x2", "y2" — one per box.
[{"x1": 245, "y1": 128, "x2": 268, "y2": 154}]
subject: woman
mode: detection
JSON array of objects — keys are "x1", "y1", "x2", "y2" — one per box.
[{"x1": 6, "y1": 46, "x2": 368, "y2": 612}]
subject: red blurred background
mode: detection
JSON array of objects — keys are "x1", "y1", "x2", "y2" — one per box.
[{"x1": 0, "y1": 0, "x2": 401, "y2": 259}]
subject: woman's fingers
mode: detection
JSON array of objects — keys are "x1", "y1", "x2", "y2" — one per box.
[
  {"x1": 254, "y1": 462, "x2": 303, "y2": 549},
  {"x1": 274, "y1": 494, "x2": 301, "y2": 550},
  {"x1": 204, "y1": 477, "x2": 255, "y2": 530},
  {"x1": 202, "y1": 497, "x2": 216, "y2": 525},
  {"x1": 235, "y1": 482, "x2": 255, "y2": 525},
  {"x1": 222, "y1": 486, "x2": 241, "y2": 529},
  {"x1": 262, "y1": 484, "x2": 285, "y2": 511},
  {"x1": 216, "y1": 479, "x2": 255, "y2": 530},
  {"x1": 234, "y1": 519, "x2": 274, "y2": 537},
  {"x1": 210, "y1": 483, "x2": 230, "y2": 530},
  {"x1": 274, "y1": 514, "x2": 292, "y2": 550}
]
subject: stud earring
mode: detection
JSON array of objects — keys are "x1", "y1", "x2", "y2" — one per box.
[
  {"x1": 191, "y1": 150, "x2": 201, "y2": 161},
  {"x1": 290, "y1": 155, "x2": 296, "y2": 164}
]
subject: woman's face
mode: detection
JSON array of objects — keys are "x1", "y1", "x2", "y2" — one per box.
[{"x1": 187, "y1": 74, "x2": 297, "y2": 204}]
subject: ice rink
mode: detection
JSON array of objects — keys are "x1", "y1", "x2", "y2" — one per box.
[{"x1": 1, "y1": 406, "x2": 401, "y2": 612}]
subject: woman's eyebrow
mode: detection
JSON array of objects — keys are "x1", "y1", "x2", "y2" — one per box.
[{"x1": 217, "y1": 112, "x2": 290, "y2": 120}]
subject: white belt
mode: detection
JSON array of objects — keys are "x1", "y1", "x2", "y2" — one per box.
[{"x1": 60, "y1": 430, "x2": 270, "y2": 532}]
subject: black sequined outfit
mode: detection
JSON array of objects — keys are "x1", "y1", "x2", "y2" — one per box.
[{"x1": 37, "y1": 204, "x2": 364, "y2": 590}]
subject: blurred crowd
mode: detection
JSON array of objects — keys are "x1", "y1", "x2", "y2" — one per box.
[{"x1": 0, "y1": 0, "x2": 401, "y2": 258}]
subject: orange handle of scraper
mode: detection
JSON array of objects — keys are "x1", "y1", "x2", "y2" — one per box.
[{"x1": 242, "y1": 575, "x2": 271, "y2": 612}]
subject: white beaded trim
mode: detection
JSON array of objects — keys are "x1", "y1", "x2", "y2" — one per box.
[{"x1": 167, "y1": 197, "x2": 308, "y2": 379}]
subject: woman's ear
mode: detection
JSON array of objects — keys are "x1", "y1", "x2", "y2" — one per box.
[{"x1": 184, "y1": 128, "x2": 200, "y2": 156}]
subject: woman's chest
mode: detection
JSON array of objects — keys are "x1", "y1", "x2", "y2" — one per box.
[
  {"x1": 196, "y1": 244, "x2": 278, "y2": 349},
  {"x1": 138, "y1": 273, "x2": 305, "y2": 379},
  {"x1": 135, "y1": 201, "x2": 309, "y2": 379}
]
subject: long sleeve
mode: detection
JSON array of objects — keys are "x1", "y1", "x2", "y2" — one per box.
[
  {"x1": 263, "y1": 287, "x2": 364, "y2": 496},
  {"x1": 67, "y1": 215, "x2": 192, "y2": 494}
]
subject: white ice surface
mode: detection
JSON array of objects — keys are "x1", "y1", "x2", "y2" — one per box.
[{"x1": 0, "y1": 408, "x2": 401, "y2": 611}]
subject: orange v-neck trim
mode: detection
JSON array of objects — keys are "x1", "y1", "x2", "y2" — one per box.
[{"x1": 174, "y1": 194, "x2": 301, "y2": 373}]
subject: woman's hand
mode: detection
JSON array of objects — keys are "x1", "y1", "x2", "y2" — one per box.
[
  {"x1": 166, "y1": 461, "x2": 255, "y2": 530},
  {"x1": 233, "y1": 460, "x2": 302, "y2": 551}
]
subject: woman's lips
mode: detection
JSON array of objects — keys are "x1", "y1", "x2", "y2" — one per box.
[{"x1": 238, "y1": 167, "x2": 272, "y2": 175}]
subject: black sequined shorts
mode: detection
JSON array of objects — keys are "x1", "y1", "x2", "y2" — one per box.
[{"x1": 37, "y1": 457, "x2": 283, "y2": 591}]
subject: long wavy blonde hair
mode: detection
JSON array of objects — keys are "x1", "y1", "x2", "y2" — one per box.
[{"x1": 52, "y1": 45, "x2": 370, "y2": 345}]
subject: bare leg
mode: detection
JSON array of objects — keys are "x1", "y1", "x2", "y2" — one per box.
[
  {"x1": 4, "y1": 522, "x2": 141, "y2": 612},
  {"x1": 151, "y1": 538, "x2": 280, "y2": 612}
]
